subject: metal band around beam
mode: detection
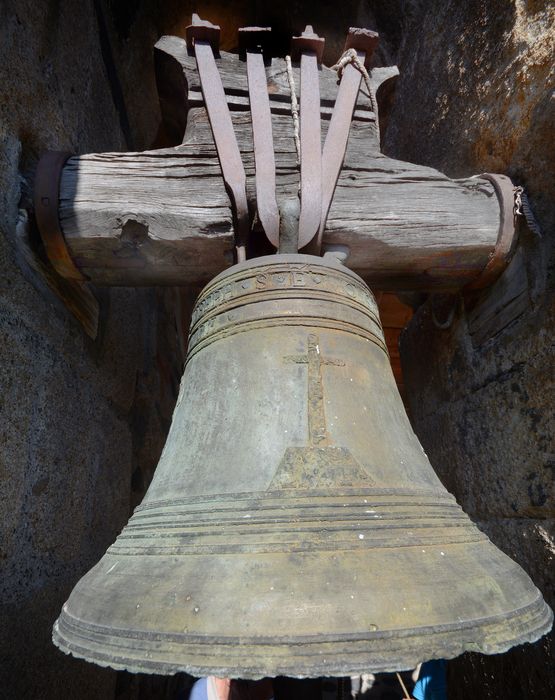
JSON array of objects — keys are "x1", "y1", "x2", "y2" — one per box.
[
  {"x1": 465, "y1": 173, "x2": 518, "y2": 291},
  {"x1": 34, "y1": 151, "x2": 86, "y2": 281}
]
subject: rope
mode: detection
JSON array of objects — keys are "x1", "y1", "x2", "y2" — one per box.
[
  {"x1": 514, "y1": 186, "x2": 542, "y2": 238},
  {"x1": 286, "y1": 49, "x2": 381, "y2": 165},
  {"x1": 285, "y1": 55, "x2": 301, "y2": 166},
  {"x1": 331, "y1": 48, "x2": 380, "y2": 142}
]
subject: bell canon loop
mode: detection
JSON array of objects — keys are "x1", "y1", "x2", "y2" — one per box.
[{"x1": 53, "y1": 254, "x2": 552, "y2": 678}]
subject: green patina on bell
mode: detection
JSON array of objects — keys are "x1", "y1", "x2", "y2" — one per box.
[{"x1": 53, "y1": 254, "x2": 552, "y2": 677}]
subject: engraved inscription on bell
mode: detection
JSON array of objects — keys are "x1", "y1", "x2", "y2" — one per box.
[{"x1": 272, "y1": 333, "x2": 373, "y2": 489}]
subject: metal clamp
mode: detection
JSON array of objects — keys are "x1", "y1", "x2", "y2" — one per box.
[
  {"x1": 34, "y1": 151, "x2": 86, "y2": 281},
  {"x1": 186, "y1": 14, "x2": 250, "y2": 262},
  {"x1": 239, "y1": 26, "x2": 280, "y2": 249},
  {"x1": 291, "y1": 26, "x2": 325, "y2": 251},
  {"x1": 465, "y1": 173, "x2": 518, "y2": 291}
]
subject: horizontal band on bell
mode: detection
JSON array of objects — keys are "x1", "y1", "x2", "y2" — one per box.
[
  {"x1": 192, "y1": 256, "x2": 376, "y2": 324},
  {"x1": 54, "y1": 593, "x2": 550, "y2": 648},
  {"x1": 187, "y1": 314, "x2": 388, "y2": 362},
  {"x1": 108, "y1": 490, "x2": 483, "y2": 556},
  {"x1": 54, "y1": 595, "x2": 552, "y2": 677},
  {"x1": 189, "y1": 285, "x2": 382, "y2": 338},
  {"x1": 108, "y1": 532, "x2": 486, "y2": 556},
  {"x1": 134, "y1": 487, "x2": 459, "y2": 510}
]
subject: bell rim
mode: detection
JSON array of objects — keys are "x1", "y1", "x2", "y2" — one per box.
[{"x1": 53, "y1": 593, "x2": 552, "y2": 678}]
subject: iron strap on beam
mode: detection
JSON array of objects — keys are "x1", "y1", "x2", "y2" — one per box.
[
  {"x1": 186, "y1": 15, "x2": 250, "y2": 262},
  {"x1": 319, "y1": 28, "x2": 379, "y2": 254},
  {"x1": 240, "y1": 27, "x2": 280, "y2": 249},
  {"x1": 465, "y1": 173, "x2": 519, "y2": 291},
  {"x1": 291, "y1": 26, "x2": 325, "y2": 251},
  {"x1": 34, "y1": 150, "x2": 86, "y2": 281}
]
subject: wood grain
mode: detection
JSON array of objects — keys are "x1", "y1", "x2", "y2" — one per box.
[
  {"x1": 56, "y1": 45, "x2": 502, "y2": 290},
  {"x1": 467, "y1": 246, "x2": 529, "y2": 346}
]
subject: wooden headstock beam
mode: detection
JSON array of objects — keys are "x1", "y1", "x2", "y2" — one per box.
[{"x1": 34, "y1": 39, "x2": 515, "y2": 292}]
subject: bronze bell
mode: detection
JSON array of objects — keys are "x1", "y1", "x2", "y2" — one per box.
[{"x1": 53, "y1": 254, "x2": 552, "y2": 677}]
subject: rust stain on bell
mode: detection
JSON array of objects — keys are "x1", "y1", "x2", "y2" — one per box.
[{"x1": 53, "y1": 254, "x2": 552, "y2": 678}]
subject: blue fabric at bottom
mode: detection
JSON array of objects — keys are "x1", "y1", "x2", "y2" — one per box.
[
  {"x1": 189, "y1": 678, "x2": 209, "y2": 700},
  {"x1": 413, "y1": 659, "x2": 447, "y2": 700}
]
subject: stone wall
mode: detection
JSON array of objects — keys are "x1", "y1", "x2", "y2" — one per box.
[
  {"x1": 2, "y1": 1, "x2": 553, "y2": 698},
  {"x1": 0, "y1": 2, "x2": 183, "y2": 698},
  {"x1": 386, "y1": 1, "x2": 554, "y2": 698}
]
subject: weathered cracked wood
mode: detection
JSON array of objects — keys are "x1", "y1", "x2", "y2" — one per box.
[
  {"x1": 59, "y1": 144, "x2": 500, "y2": 288},
  {"x1": 154, "y1": 35, "x2": 386, "y2": 128},
  {"x1": 56, "y1": 43, "x2": 502, "y2": 290},
  {"x1": 467, "y1": 246, "x2": 530, "y2": 347}
]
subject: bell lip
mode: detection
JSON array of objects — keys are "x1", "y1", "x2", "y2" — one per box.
[
  {"x1": 207, "y1": 253, "x2": 367, "y2": 289},
  {"x1": 52, "y1": 595, "x2": 553, "y2": 679}
]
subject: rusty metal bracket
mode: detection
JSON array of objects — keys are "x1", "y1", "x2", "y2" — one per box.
[
  {"x1": 465, "y1": 173, "x2": 518, "y2": 291},
  {"x1": 292, "y1": 26, "x2": 325, "y2": 252},
  {"x1": 34, "y1": 151, "x2": 86, "y2": 281},
  {"x1": 344, "y1": 27, "x2": 379, "y2": 66},
  {"x1": 186, "y1": 14, "x2": 250, "y2": 262},
  {"x1": 185, "y1": 16, "x2": 220, "y2": 55},
  {"x1": 33, "y1": 151, "x2": 99, "y2": 338},
  {"x1": 317, "y1": 27, "x2": 379, "y2": 255},
  {"x1": 239, "y1": 26, "x2": 280, "y2": 249}
]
